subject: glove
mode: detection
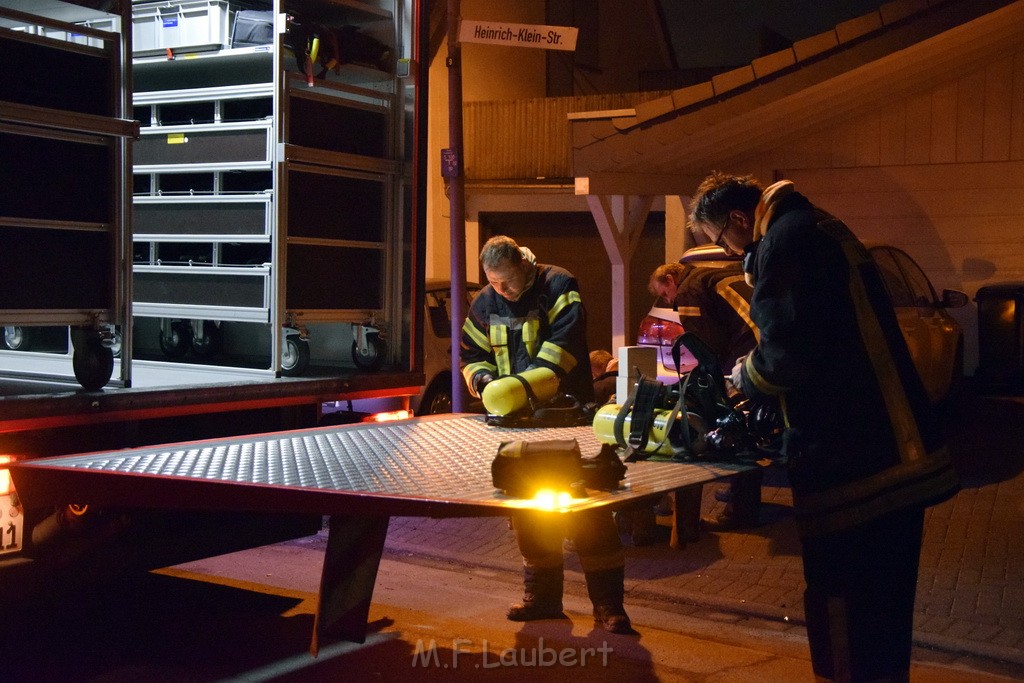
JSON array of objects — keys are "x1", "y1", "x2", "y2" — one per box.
[
  {"x1": 472, "y1": 372, "x2": 495, "y2": 398},
  {"x1": 730, "y1": 356, "x2": 746, "y2": 394}
]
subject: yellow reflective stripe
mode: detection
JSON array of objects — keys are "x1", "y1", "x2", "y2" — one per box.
[
  {"x1": 462, "y1": 318, "x2": 490, "y2": 351},
  {"x1": 840, "y1": 239, "x2": 926, "y2": 463},
  {"x1": 547, "y1": 290, "x2": 581, "y2": 325},
  {"x1": 744, "y1": 353, "x2": 787, "y2": 395},
  {"x1": 716, "y1": 275, "x2": 760, "y2": 342},
  {"x1": 522, "y1": 318, "x2": 540, "y2": 358},
  {"x1": 462, "y1": 361, "x2": 496, "y2": 388},
  {"x1": 537, "y1": 341, "x2": 577, "y2": 373},
  {"x1": 676, "y1": 306, "x2": 701, "y2": 317},
  {"x1": 490, "y1": 324, "x2": 511, "y2": 376}
]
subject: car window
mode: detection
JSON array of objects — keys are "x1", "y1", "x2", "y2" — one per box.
[
  {"x1": 426, "y1": 292, "x2": 451, "y2": 338},
  {"x1": 891, "y1": 249, "x2": 937, "y2": 307},
  {"x1": 870, "y1": 248, "x2": 914, "y2": 307},
  {"x1": 426, "y1": 286, "x2": 480, "y2": 339}
]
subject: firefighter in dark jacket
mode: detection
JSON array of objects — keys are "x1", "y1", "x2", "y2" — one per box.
[
  {"x1": 460, "y1": 235, "x2": 634, "y2": 635},
  {"x1": 648, "y1": 260, "x2": 763, "y2": 531},
  {"x1": 689, "y1": 172, "x2": 959, "y2": 682}
]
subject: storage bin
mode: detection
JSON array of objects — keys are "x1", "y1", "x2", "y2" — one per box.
[
  {"x1": 133, "y1": 0, "x2": 232, "y2": 55},
  {"x1": 231, "y1": 9, "x2": 274, "y2": 48}
]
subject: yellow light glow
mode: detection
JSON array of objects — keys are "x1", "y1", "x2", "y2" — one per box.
[
  {"x1": 999, "y1": 300, "x2": 1016, "y2": 325},
  {"x1": 531, "y1": 489, "x2": 573, "y2": 511},
  {"x1": 0, "y1": 455, "x2": 14, "y2": 497},
  {"x1": 365, "y1": 410, "x2": 410, "y2": 422}
]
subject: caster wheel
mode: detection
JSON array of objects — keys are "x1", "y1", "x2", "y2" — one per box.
[{"x1": 281, "y1": 335, "x2": 310, "y2": 377}]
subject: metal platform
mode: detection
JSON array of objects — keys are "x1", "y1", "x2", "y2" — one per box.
[
  {"x1": 8, "y1": 413, "x2": 753, "y2": 650},
  {"x1": 9, "y1": 414, "x2": 750, "y2": 518}
]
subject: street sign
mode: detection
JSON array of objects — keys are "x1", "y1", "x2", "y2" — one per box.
[{"x1": 458, "y1": 20, "x2": 578, "y2": 51}]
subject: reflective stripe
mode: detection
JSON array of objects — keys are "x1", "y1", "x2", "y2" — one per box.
[
  {"x1": 462, "y1": 318, "x2": 490, "y2": 352},
  {"x1": 537, "y1": 341, "x2": 577, "y2": 373},
  {"x1": 838, "y1": 237, "x2": 925, "y2": 463},
  {"x1": 745, "y1": 352, "x2": 787, "y2": 394},
  {"x1": 522, "y1": 317, "x2": 540, "y2": 359},
  {"x1": 547, "y1": 290, "x2": 581, "y2": 325},
  {"x1": 676, "y1": 306, "x2": 701, "y2": 317},
  {"x1": 489, "y1": 321, "x2": 511, "y2": 376},
  {"x1": 462, "y1": 361, "x2": 496, "y2": 391},
  {"x1": 715, "y1": 275, "x2": 760, "y2": 342}
]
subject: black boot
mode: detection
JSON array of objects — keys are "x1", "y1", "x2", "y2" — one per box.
[
  {"x1": 630, "y1": 506, "x2": 666, "y2": 546},
  {"x1": 585, "y1": 567, "x2": 636, "y2": 634},
  {"x1": 507, "y1": 565, "x2": 567, "y2": 621}
]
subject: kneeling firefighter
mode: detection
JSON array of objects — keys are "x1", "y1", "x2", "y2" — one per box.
[{"x1": 460, "y1": 235, "x2": 634, "y2": 634}]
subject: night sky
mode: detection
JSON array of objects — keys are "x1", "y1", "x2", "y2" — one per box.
[{"x1": 660, "y1": 0, "x2": 891, "y2": 67}]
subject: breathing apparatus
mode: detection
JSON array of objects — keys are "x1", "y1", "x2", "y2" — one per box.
[
  {"x1": 482, "y1": 366, "x2": 559, "y2": 416},
  {"x1": 593, "y1": 332, "x2": 773, "y2": 463}
]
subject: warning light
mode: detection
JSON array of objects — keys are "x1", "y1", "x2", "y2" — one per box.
[
  {"x1": 0, "y1": 455, "x2": 15, "y2": 496},
  {"x1": 532, "y1": 489, "x2": 573, "y2": 511},
  {"x1": 364, "y1": 409, "x2": 411, "y2": 423}
]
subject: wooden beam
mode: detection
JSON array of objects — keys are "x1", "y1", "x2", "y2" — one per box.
[{"x1": 586, "y1": 194, "x2": 654, "y2": 350}]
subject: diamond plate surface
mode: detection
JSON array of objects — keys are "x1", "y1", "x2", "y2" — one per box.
[{"x1": 14, "y1": 415, "x2": 752, "y2": 515}]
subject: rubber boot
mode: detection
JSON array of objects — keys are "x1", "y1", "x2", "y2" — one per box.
[
  {"x1": 507, "y1": 565, "x2": 567, "y2": 621},
  {"x1": 585, "y1": 566, "x2": 636, "y2": 634}
]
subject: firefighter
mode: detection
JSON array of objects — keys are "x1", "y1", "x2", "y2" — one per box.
[
  {"x1": 689, "y1": 172, "x2": 959, "y2": 682},
  {"x1": 460, "y1": 235, "x2": 634, "y2": 635},
  {"x1": 648, "y1": 261, "x2": 764, "y2": 531}
]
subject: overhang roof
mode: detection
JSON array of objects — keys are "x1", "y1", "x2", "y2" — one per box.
[{"x1": 570, "y1": 0, "x2": 1024, "y2": 196}]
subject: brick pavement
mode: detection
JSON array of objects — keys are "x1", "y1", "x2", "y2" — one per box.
[{"x1": 382, "y1": 392, "x2": 1024, "y2": 679}]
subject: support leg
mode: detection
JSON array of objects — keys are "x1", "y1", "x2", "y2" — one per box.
[
  {"x1": 670, "y1": 486, "x2": 703, "y2": 548},
  {"x1": 311, "y1": 514, "x2": 390, "y2": 655}
]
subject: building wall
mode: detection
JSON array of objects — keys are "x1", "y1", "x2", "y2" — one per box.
[
  {"x1": 737, "y1": 50, "x2": 1024, "y2": 374},
  {"x1": 426, "y1": 1, "x2": 548, "y2": 282}
]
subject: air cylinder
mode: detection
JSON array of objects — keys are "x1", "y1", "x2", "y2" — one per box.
[
  {"x1": 482, "y1": 367, "x2": 559, "y2": 415},
  {"x1": 592, "y1": 402, "x2": 703, "y2": 455}
]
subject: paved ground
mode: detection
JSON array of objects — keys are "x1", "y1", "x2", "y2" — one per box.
[{"x1": 380, "y1": 391, "x2": 1024, "y2": 680}]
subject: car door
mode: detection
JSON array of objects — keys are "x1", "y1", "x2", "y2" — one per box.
[
  {"x1": 870, "y1": 246, "x2": 959, "y2": 402},
  {"x1": 870, "y1": 246, "x2": 934, "y2": 390},
  {"x1": 888, "y1": 248, "x2": 960, "y2": 401}
]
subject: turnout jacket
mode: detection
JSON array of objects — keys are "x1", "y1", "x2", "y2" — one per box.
[
  {"x1": 461, "y1": 259, "x2": 594, "y2": 404},
  {"x1": 674, "y1": 264, "x2": 757, "y2": 374},
  {"x1": 736, "y1": 182, "x2": 958, "y2": 537}
]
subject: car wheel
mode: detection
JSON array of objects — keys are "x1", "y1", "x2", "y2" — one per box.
[
  {"x1": 419, "y1": 375, "x2": 454, "y2": 415},
  {"x1": 281, "y1": 335, "x2": 310, "y2": 377},
  {"x1": 3, "y1": 326, "x2": 35, "y2": 351},
  {"x1": 158, "y1": 321, "x2": 191, "y2": 358}
]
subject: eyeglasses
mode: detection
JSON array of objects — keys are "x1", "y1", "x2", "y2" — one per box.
[{"x1": 713, "y1": 216, "x2": 730, "y2": 248}]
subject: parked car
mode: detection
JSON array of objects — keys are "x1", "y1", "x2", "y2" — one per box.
[
  {"x1": 413, "y1": 280, "x2": 483, "y2": 415},
  {"x1": 637, "y1": 244, "x2": 968, "y2": 405}
]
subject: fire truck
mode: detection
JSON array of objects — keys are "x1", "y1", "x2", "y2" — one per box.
[{"x1": 0, "y1": 0, "x2": 428, "y2": 581}]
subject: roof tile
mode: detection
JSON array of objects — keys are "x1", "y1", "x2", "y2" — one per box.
[
  {"x1": 751, "y1": 48, "x2": 797, "y2": 79},
  {"x1": 712, "y1": 65, "x2": 755, "y2": 96},
  {"x1": 880, "y1": 0, "x2": 930, "y2": 25},
  {"x1": 634, "y1": 95, "x2": 677, "y2": 124},
  {"x1": 793, "y1": 29, "x2": 839, "y2": 61},
  {"x1": 671, "y1": 82, "x2": 715, "y2": 110},
  {"x1": 836, "y1": 11, "x2": 884, "y2": 43}
]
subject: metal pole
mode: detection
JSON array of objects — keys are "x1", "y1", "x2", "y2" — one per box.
[{"x1": 446, "y1": 0, "x2": 467, "y2": 412}]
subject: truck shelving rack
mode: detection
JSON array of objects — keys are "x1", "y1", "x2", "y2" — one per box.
[
  {"x1": 0, "y1": 1, "x2": 136, "y2": 391},
  {"x1": 130, "y1": 0, "x2": 415, "y2": 382}
]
